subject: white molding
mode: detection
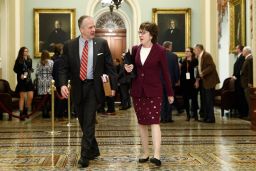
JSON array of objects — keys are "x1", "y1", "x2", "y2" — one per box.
[
  {"x1": 0, "y1": 0, "x2": 7, "y2": 78},
  {"x1": 253, "y1": 0, "x2": 256, "y2": 86},
  {"x1": 94, "y1": 8, "x2": 132, "y2": 50}
]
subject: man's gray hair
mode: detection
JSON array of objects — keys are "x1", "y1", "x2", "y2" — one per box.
[
  {"x1": 194, "y1": 44, "x2": 204, "y2": 50},
  {"x1": 78, "y1": 15, "x2": 91, "y2": 28},
  {"x1": 243, "y1": 46, "x2": 252, "y2": 53},
  {"x1": 162, "y1": 41, "x2": 172, "y2": 48}
]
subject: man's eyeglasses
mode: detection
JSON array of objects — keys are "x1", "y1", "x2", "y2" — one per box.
[
  {"x1": 185, "y1": 50, "x2": 191, "y2": 52},
  {"x1": 138, "y1": 30, "x2": 148, "y2": 35}
]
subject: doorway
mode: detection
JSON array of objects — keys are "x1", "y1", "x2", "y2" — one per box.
[{"x1": 95, "y1": 12, "x2": 126, "y2": 62}]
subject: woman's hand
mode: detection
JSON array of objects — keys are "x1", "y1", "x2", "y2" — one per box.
[
  {"x1": 124, "y1": 64, "x2": 134, "y2": 73},
  {"x1": 168, "y1": 96, "x2": 174, "y2": 104},
  {"x1": 111, "y1": 90, "x2": 116, "y2": 97}
]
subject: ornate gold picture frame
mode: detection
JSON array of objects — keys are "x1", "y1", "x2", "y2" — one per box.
[
  {"x1": 152, "y1": 8, "x2": 191, "y2": 57},
  {"x1": 229, "y1": 0, "x2": 246, "y2": 52},
  {"x1": 34, "y1": 8, "x2": 76, "y2": 57}
]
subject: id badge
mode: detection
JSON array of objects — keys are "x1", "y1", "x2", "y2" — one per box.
[{"x1": 186, "y1": 72, "x2": 190, "y2": 80}]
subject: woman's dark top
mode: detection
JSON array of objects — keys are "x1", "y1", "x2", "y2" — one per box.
[
  {"x1": 13, "y1": 58, "x2": 34, "y2": 92},
  {"x1": 180, "y1": 58, "x2": 198, "y2": 97}
]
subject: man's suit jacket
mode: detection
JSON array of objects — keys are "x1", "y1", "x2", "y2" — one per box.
[
  {"x1": 130, "y1": 43, "x2": 173, "y2": 98},
  {"x1": 233, "y1": 54, "x2": 245, "y2": 81},
  {"x1": 165, "y1": 51, "x2": 179, "y2": 87},
  {"x1": 199, "y1": 51, "x2": 220, "y2": 89},
  {"x1": 241, "y1": 55, "x2": 253, "y2": 88},
  {"x1": 58, "y1": 37, "x2": 117, "y2": 104}
]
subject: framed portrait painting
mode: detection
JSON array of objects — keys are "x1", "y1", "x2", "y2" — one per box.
[
  {"x1": 34, "y1": 8, "x2": 76, "y2": 57},
  {"x1": 229, "y1": 0, "x2": 246, "y2": 52},
  {"x1": 152, "y1": 8, "x2": 191, "y2": 57}
]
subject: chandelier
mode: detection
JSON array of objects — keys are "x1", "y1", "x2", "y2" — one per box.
[{"x1": 101, "y1": 0, "x2": 123, "y2": 14}]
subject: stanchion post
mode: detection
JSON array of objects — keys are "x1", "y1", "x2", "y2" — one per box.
[
  {"x1": 46, "y1": 79, "x2": 61, "y2": 135},
  {"x1": 51, "y1": 80, "x2": 56, "y2": 134},
  {"x1": 67, "y1": 80, "x2": 72, "y2": 126}
]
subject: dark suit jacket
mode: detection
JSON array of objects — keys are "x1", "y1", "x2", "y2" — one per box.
[
  {"x1": 165, "y1": 51, "x2": 179, "y2": 87},
  {"x1": 241, "y1": 55, "x2": 253, "y2": 88},
  {"x1": 233, "y1": 54, "x2": 245, "y2": 80},
  {"x1": 199, "y1": 51, "x2": 220, "y2": 89},
  {"x1": 58, "y1": 37, "x2": 117, "y2": 104},
  {"x1": 130, "y1": 43, "x2": 173, "y2": 98}
]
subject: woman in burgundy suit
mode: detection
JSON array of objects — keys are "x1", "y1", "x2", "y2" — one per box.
[{"x1": 125, "y1": 22, "x2": 174, "y2": 166}]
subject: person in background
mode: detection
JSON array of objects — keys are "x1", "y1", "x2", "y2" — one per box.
[
  {"x1": 160, "y1": 41, "x2": 179, "y2": 123},
  {"x1": 125, "y1": 22, "x2": 174, "y2": 167},
  {"x1": 13, "y1": 47, "x2": 34, "y2": 121},
  {"x1": 180, "y1": 47, "x2": 199, "y2": 121},
  {"x1": 118, "y1": 54, "x2": 132, "y2": 110},
  {"x1": 194, "y1": 44, "x2": 220, "y2": 123},
  {"x1": 232, "y1": 44, "x2": 248, "y2": 118},
  {"x1": 36, "y1": 50, "x2": 54, "y2": 118},
  {"x1": 240, "y1": 46, "x2": 253, "y2": 120},
  {"x1": 52, "y1": 44, "x2": 68, "y2": 119},
  {"x1": 98, "y1": 59, "x2": 118, "y2": 115}
]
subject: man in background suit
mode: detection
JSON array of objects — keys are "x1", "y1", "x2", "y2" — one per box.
[
  {"x1": 194, "y1": 44, "x2": 220, "y2": 123},
  {"x1": 241, "y1": 46, "x2": 253, "y2": 119},
  {"x1": 59, "y1": 15, "x2": 117, "y2": 168},
  {"x1": 160, "y1": 41, "x2": 179, "y2": 123},
  {"x1": 232, "y1": 44, "x2": 248, "y2": 117}
]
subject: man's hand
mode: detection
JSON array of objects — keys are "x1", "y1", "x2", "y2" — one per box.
[
  {"x1": 194, "y1": 80, "x2": 199, "y2": 89},
  {"x1": 111, "y1": 90, "x2": 116, "y2": 97},
  {"x1": 175, "y1": 80, "x2": 180, "y2": 86},
  {"x1": 124, "y1": 64, "x2": 134, "y2": 73},
  {"x1": 168, "y1": 96, "x2": 174, "y2": 104},
  {"x1": 61, "y1": 85, "x2": 69, "y2": 99},
  {"x1": 231, "y1": 76, "x2": 237, "y2": 80}
]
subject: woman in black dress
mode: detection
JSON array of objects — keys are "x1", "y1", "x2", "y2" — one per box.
[
  {"x1": 180, "y1": 47, "x2": 199, "y2": 121},
  {"x1": 13, "y1": 47, "x2": 34, "y2": 120}
]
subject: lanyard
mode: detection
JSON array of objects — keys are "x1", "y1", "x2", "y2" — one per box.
[{"x1": 186, "y1": 60, "x2": 189, "y2": 73}]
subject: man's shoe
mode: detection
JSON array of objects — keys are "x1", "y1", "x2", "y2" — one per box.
[
  {"x1": 150, "y1": 157, "x2": 161, "y2": 166},
  {"x1": 77, "y1": 157, "x2": 89, "y2": 168},
  {"x1": 138, "y1": 156, "x2": 149, "y2": 163},
  {"x1": 119, "y1": 106, "x2": 129, "y2": 110},
  {"x1": 88, "y1": 152, "x2": 100, "y2": 160},
  {"x1": 97, "y1": 109, "x2": 105, "y2": 114},
  {"x1": 160, "y1": 120, "x2": 167, "y2": 123},
  {"x1": 167, "y1": 119, "x2": 174, "y2": 123},
  {"x1": 106, "y1": 110, "x2": 116, "y2": 115},
  {"x1": 205, "y1": 119, "x2": 215, "y2": 123}
]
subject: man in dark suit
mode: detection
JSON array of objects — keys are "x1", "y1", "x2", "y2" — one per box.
[
  {"x1": 241, "y1": 46, "x2": 253, "y2": 119},
  {"x1": 194, "y1": 44, "x2": 220, "y2": 123},
  {"x1": 59, "y1": 15, "x2": 117, "y2": 168},
  {"x1": 232, "y1": 44, "x2": 248, "y2": 117},
  {"x1": 160, "y1": 41, "x2": 179, "y2": 122},
  {"x1": 163, "y1": 19, "x2": 183, "y2": 52}
]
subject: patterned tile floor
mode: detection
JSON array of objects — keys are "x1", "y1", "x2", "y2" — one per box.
[{"x1": 0, "y1": 108, "x2": 256, "y2": 170}]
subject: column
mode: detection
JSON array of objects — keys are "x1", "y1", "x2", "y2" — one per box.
[{"x1": 250, "y1": 0, "x2": 256, "y2": 130}]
